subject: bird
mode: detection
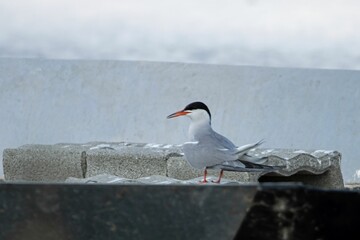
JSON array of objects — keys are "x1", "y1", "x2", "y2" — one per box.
[{"x1": 167, "y1": 101, "x2": 283, "y2": 183}]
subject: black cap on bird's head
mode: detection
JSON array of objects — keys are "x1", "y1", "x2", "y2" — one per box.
[
  {"x1": 183, "y1": 102, "x2": 211, "y2": 119},
  {"x1": 167, "y1": 101, "x2": 211, "y2": 119}
]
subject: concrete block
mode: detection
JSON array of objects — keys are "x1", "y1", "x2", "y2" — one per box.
[
  {"x1": 3, "y1": 144, "x2": 86, "y2": 182},
  {"x1": 84, "y1": 142, "x2": 182, "y2": 179},
  {"x1": 257, "y1": 148, "x2": 344, "y2": 189},
  {"x1": 3, "y1": 142, "x2": 182, "y2": 182},
  {"x1": 3, "y1": 142, "x2": 344, "y2": 189}
]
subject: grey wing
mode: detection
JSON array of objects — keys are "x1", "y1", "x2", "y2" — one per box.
[
  {"x1": 210, "y1": 130, "x2": 237, "y2": 149},
  {"x1": 194, "y1": 130, "x2": 240, "y2": 167},
  {"x1": 210, "y1": 131, "x2": 264, "y2": 159},
  {"x1": 184, "y1": 130, "x2": 265, "y2": 170},
  {"x1": 183, "y1": 139, "x2": 239, "y2": 169},
  {"x1": 206, "y1": 136, "x2": 267, "y2": 170}
]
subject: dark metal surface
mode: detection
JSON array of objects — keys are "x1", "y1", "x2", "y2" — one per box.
[
  {"x1": 0, "y1": 183, "x2": 257, "y2": 240},
  {"x1": 236, "y1": 183, "x2": 360, "y2": 240}
]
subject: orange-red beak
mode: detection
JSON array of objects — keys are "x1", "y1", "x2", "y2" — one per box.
[{"x1": 167, "y1": 110, "x2": 190, "y2": 119}]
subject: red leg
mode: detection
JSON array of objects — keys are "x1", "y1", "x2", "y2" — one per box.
[
  {"x1": 199, "y1": 168, "x2": 208, "y2": 183},
  {"x1": 211, "y1": 169, "x2": 224, "y2": 183}
]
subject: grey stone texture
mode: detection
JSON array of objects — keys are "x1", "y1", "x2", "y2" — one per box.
[
  {"x1": 3, "y1": 142, "x2": 344, "y2": 188},
  {"x1": 65, "y1": 174, "x2": 242, "y2": 185},
  {"x1": 168, "y1": 148, "x2": 344, "y2": 189},
  {"x1": 3, "y1": 144, "x2": 85, "y2": 182},
  {"x1": 167, "y1": 156, "x2": 253, "y2": 182},
  {"x1": 85, "y1": 143, "x2": 180, "y2": 179}
]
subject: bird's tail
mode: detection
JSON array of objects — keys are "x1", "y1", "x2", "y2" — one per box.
[
  {"x1": 214, "y1": 158, "x2": 286, "y2": 172},
  {"x1": 238, "y1": 159, "x2": 285, "y2": 171}
]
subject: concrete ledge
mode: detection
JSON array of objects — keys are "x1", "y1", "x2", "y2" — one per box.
[
  {"x1": 0, "y1": 183, "x2": 358, "y2": 240},
  {"x1": 65, "y1": 174, "x2": 242, "y2": 185},
  {"x1": 3, "y1": 144, "x2": 85, "y2": 181},
  {"x1": 3, "y1": 142, "x2": 344, "y2": 188},
  {"x1": 168, "y1": 148, "x2": 344, "y2": 188},
  {"x1": 0, "y1": 183, "x2": 257, "y2": 240},
  {"x1": 85, "y1": 142, "x2": 181, "y2": 179}
]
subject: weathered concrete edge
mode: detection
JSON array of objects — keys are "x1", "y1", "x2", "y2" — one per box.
[
  {"x1": 3, "y1": 147, "x2": 85, "y2": 182},
  {"x1": 166, "y1": 149, "x2": 343, "y2": 178},
  {"x1": 2, "y1": 142, "x2": 344, "y2": 187},
  {"x1": 265, "y1": 151, "x2": 342, "y2": 176}
]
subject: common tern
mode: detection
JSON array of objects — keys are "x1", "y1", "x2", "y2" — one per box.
[{"x1": 167, "y1": 101, "x2": 282, "y2": 183}]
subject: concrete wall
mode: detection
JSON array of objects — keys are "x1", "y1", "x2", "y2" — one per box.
[{"x1": 0, "y1": 58, "x2": 359, "y2": 183}]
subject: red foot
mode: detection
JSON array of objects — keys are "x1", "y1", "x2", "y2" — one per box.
[
  {"x1": 211, "y1": 170, "x2": 223, "y2": 184},
  {"x1": 199, "y1": 168, "x2": 208, "y2": 184}
]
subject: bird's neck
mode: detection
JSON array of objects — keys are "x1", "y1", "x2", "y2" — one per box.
[{"x1": 188, "y1": 118, "x2": 212, "y2": 141}]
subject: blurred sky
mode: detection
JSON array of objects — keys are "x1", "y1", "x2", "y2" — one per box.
[{"x1": 0, "y1": 0, "x2": 359, "y2": 69}]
